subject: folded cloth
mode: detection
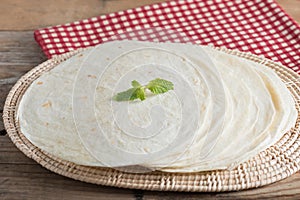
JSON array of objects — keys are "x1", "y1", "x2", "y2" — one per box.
[{"x1": 34, "y1": 0, "x2": 300, "y2": 73}]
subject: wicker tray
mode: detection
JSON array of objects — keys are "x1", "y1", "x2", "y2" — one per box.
[{"x1": 3, "y1": 47, "x2": 300, "y2": 192}]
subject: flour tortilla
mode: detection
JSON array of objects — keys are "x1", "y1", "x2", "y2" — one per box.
[{"x1": 17, "y1": 40, "x2": 298, "y2": 172}]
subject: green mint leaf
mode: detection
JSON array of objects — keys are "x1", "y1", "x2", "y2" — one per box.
[
  {"x1": 131, "y1": 80, "x2": 142, "y2": 88},
  {"x1": 136, "y1": 87, "x2": 146, "y2": 101},
  {"x1": 113, "y1": 78, "x2": 173, "y2": 102},
  {"x1": 113, "y1": 86, "x2": 146, "y2": 101},
  {"x1": 146, "y1": 78, "x2": 174, "y2": 94},
  {"x1": 113, "y1": 88, "x2": 139, "y2": 101}
]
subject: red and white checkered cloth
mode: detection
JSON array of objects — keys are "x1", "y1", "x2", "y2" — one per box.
[{"x1": 34, "y1": 0, "x2": 300, "y2": 73}]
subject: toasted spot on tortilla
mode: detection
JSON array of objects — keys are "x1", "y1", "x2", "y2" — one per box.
[
  {"x1": 87, "y1": 74, "x2": 97, "y2": 79},
  {"x1": 42, "y1": 101, "x2": 52, "y2": 108}
]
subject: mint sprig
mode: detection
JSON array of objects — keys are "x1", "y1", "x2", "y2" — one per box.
[{"x1": 113, "y1": 78, "x2": 174, "y2": 101}]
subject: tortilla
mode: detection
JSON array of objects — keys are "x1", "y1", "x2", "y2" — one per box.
[{"x1": 17, "y1": 40, "x2": 298, "y2": 172}]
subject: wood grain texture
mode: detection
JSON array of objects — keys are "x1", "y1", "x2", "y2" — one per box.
[
  {"x1": 277, "y1": 0, "x2": 300, "y2": 23},
  {"x1": 0, "y1": 0, "x2": 166, "y2": 31},
  {"x1": 0, "y1": 31, "x2": 46, "y2": 79},
  {"x1": 0, "y1": 138, "x2": 134, "y2": 200},
  {"x1": 0, "y1": 0, "x2": 299, "y2": 30},
  {"x1": 0, "y1": 0, "x2": 299, "y2": 199}
]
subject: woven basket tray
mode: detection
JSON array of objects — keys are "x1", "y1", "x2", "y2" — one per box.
[{"x1": 3, "y1": 47, "x2": 300, "y2": 192}]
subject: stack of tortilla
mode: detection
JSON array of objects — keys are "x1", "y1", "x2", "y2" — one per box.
[{"x1": 18, "y1": 40, "x2": 297, "y2": 172}]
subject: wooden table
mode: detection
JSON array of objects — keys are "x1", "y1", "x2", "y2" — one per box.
[{"x1": 0, "y1": 1, "x2": 299, "y2": 199}]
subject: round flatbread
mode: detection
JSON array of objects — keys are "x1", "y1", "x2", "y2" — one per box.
[{"x1": 18, "y1": 40, "x2": 298, "y2": 172}]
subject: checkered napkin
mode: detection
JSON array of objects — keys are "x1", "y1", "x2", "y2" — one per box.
[{"x1": 34, "y1": 0, "x2": 300, "y2": 73}]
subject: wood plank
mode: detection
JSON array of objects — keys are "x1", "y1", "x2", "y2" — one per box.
[
  {"x1": 0, "y1": 151, "x2": 36, "y2": 164},
  {"x1": 0, "y1": 134, "x2": 20, "y2": 152},
  {"x1": 0, "y1": 165, "x2": 135, "y2": 200},
  {"x1": 277, "y1": 0, "x2": 300, "y2": 23},
  {"x1": 0, "y1": 31, "x2": 46, "y2": 79},
  {"x1": 0, "y1": 0, "x2": 166, "y2": 31},
  {"x1": 0, "y1": 0, "x2": 298, "y2": 31},
  {"x1": 0, "y1": 135, "x2": 36, "y2": 166},
  {"x1": 0, "y1": 136, "x2": 135, "y2": 200},
  {"x1": 0, "y1": 136, "x2": 35, "y2": 164}
]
